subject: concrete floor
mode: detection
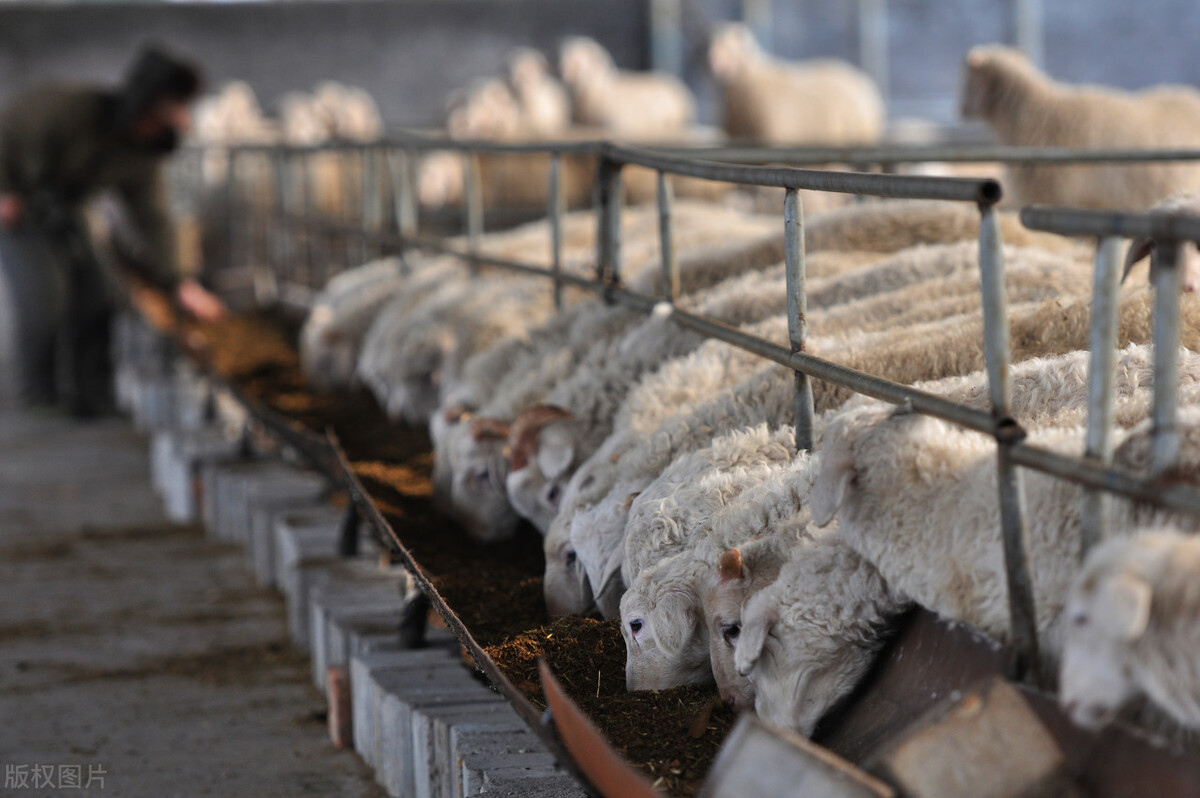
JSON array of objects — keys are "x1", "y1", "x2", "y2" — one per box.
[{"x1": 0, "y1": 411, "x2": 386, "y2": 798}]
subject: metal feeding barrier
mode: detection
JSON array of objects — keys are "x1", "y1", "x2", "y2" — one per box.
[{"x1": 178, "y1": 132, "x2": 1200, "y2": 691}]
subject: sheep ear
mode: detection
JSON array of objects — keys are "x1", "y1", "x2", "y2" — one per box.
[
  {"x1": 734, "y1": 610, "x2": 776, "y2": 676},
  {"x1": 1102, "y1": 573, "x2": 1153, "y2": 641},
  {"x1": 811, "y1": 449, "x2": 855, "y2": 527},
  {"x1": 536, "y1": 424, "x2": 575, "y2": 480},
  {"x1": 717, "y1": 549, "x2": 743, "y2": 584},
  {"x1": 655, "y1": 592, "x2": 700, "y2": 659},
  {"x1": 1122, "y1": 238, "x2": 1155, "y2": 284}
]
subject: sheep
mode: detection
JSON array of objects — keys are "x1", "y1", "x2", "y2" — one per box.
[
  {"x1": 734, "y1": 531, "x2": 910, "y2": 735},
  {"x1": 442, "y1": 208, "x2": 783, "y2": 540},
  {"x1": 298, "y1": 257, "x2": 407, "y2": 392},
  {"x1": 1122, "y1": 193, "x2": 1200, "y2": 294},
  {"x1": 1059, "y1": 527, "x2": 1200, "y2": 732},
  {"x1": 708, "y1": 23, "x2": 884, "y2": 146},
  {"x1": 808, "y1": 373, "x2": 1200, "y2": 660},
  {"x1": 446, "y1": 77, "x2": 525, "y2": 140},
  {"x1": 559, "y1": 36, "x2": 695, "y2": 138},
  {"x1": 618, "y1": 425, "x2": 800, "y2": 690},
  {"x1": 961, "y1": 44, "x2": 1200, "y2": 209},
  {"x1": 505, "y1": 256, "x2": 792, "y2": 535},
  {"x1": 547, "y1": 243, "x2": 1095, "y2": 618},
  {"x1": 506, "y1": 47, "x2": 572, "y2": 137}
]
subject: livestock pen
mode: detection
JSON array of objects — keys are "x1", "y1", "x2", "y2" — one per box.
[{"x1": 161, "y1": 135, "x2": 1200, "y2": 795}]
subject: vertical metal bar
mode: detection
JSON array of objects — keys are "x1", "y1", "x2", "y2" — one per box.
[
  {"x1": 656, "y1": 171, "x2": 679, "y2": 302},
  {"x1": 360, "y1": 146, "x2": 375, "y2": 263},
  {"x1": 595, "y1": 157, "x2": 623, "y2": 284},
  {"x1": 300, "y1": 150, "x2": 316, "y2": 288},
  {"x1": 650, "y1": 0, "x2": 684, "y2": 76},
  {"x1": 343, "y1": 146, "x2": 359, "y2": 272},
  {"x1": 978, "y1": 204, "x2": 1040, "y2": 684},
  {"x1": 549, "y1": 154, "x2": 565, "y2": 311},
  {"x1": 785, "y1": 188, "x2": 815, "y2": 453},
  {"x1": 1015, "y1": 0, "x2": 1044, "y2": 68},
  {"x1": 858, "y1": 0, "x2": 890, "y2": 102},
  {"x1": 464, "y1": 152, "x2": 483, "y2": 273},
  {"x1": 1151, "y1": 240, "x2": 1183, "y2": 476},
  {"x1": 272, "y1": 149, "x2": 289, "y2": 290},
  {"x1": 225, "y1": 148, "x2": 238, "y2": 272},
  {"x1": 1080, "y1": 236, "x2": 1123, "y2": 554}
]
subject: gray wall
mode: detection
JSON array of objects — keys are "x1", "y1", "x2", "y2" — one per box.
[
  {"x1": 0, "y1": 0, "x2": 649, "y2": 127},
  {"x1": 3, "y1": 0, "x2": 1200, "y2": 129}
]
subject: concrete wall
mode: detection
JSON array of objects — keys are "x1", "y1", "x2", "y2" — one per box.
[
  {"x1": 0, "y1": 0, "x2": 649, "y2": 127},
  {"x1": 2, "y1": 0, "x2": 1200, "y2": 130}
]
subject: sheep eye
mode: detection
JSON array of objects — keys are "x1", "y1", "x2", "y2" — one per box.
[
  {"x1": 629, "y1": 619, "x2": 643, "y2": 634},
  {"x1": 581, "y1": 476, "x2": 595, "y2": 490},
  {"x1": 721, "y1": 622, "x2": 741, "y2": 646},
  {"x1": 1073, "y1": 614, "x2": 1089, "y2": 628},
  {"x1": 545, "y1": 484, "x2": 562, "y2": 507},
  {"x1": 472, "y1": 467, "x2": 489, "y2": 484},
  {"x1": 565, "y1": 549, "x2": 576, "y2": 566}
]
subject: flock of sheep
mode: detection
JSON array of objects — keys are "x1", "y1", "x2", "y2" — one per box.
[{"x1": 232, "y1": 33, "x2": 1200, "y2": 747}]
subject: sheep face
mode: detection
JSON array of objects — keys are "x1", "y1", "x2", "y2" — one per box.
[
  {"x1": 508, "y1": 47, "x2": 551, "y2": 91},
  {"x1": 620, "y1": 568, "x2": 712, "y2": 691},
  {"x1": 1058, "y1": 541, "x2": 1157, "y2": 730},
  {"x1": 543, "y1": 530, "x2": 592, "y2": 617},
  {"x1": 708, "y1": 23, "x2": 759, "y2": 85},
  {"x1": 447, "y1": 417, "x2": 521, "y2": 543},
  {"x1": 505, "y1": 409, "x2": 580, "y2": 533},
  {"x1": 1122, "y1": 193, "x2": 1200, "y2": 294},
  {"x1": 418, "y1": 153, "x2": 464, "y2": 209},
  {"x1": 705, "y1": 555, "x2": 753, "y2": 711}
]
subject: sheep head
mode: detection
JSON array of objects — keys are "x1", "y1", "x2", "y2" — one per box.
[
  {"x1": 1059, "y1": 532, "x2": 1166, "y2": 730},
  {"x1": 508, "y1": 47, "x2": 552, "y2": 91},
  {"x1": 960, "y1": 45, "x2": 1039, "y2": 123},
  {"x1": 704, "y1": 541, "x2": 790, "y2": 712},
  {"x1": 620, "y1": 557, "x2": 713, "y2": 691},
  {"x1": 446, "y1": 415, "x2": 520, "y2": 543},
  {"x1": 708, "y1": 23, "x2": 761, "y2": 85},
  {"x1": 559, "y1": 36, "x2": 615, "y2": 90},
  {"x1": 505, "y1": 404, "x2": 580, "y2": 534},
  {"x1": 543, "y1": 523, "x2": 593, "y2": 618},
  {"x1": 735, "y1": 539, "x2": 902, "y2": 736},
  {"x1": 418, "y1": 152, "x2": 464, "y2": 209}
]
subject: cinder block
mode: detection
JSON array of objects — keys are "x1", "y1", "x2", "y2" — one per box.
[
  {"x1": 412, "y1": 699, "x2": 518, "y2": 798},
  {"x1": 310, "y1": 581, "x2": 409, "y2": 690},
  {"x1": 327, "y1": 665, "x2": 353, "y2": 749},
  {"x1": 459, "y1": 744, "x2": 559, "y2": 798},
  {"x1": 474, "y1": 769, "x2": 584, "y2": 797},
  {"x1": 350, "y1": 649, "x2": 463, "y2": 769},
  {"x1": 160, "y1": 428, "x2": 242, "y2": 523},
  {"x1": 231, "y1": 467, "x2": 326, "y2": 546},
  {"x1": 245, "y1": 473, "x2": 329, "y2": 587},
  {"x1": 419, "y1": 702, "x2": 526, "y2": 798},
  {"x1": 274, "y1": 507, "x2": 345, "y2": 646},
  {"x1": 869, "y1": 676, "x2": 1077, "y2": 798},
  {"x1": 376, "y1": 667, "x2": 495, "y2": 798}
]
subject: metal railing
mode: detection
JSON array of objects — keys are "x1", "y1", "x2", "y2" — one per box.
[{"x1": 181, "y1": 133, "x2": 1200, "y2": 685}]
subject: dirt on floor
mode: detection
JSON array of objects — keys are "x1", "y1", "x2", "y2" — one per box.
[{"x1": 147, "y1": 297, "x2": 735, "y2": 796}]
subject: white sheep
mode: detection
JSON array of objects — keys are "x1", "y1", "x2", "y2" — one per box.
[
  {"x1": 808, "y1": 375, "x2": 1200, "y2": 659},
  {"x1": 708, "y1": 23, "x2": 884, "y2": 146},
  {"x1": 1059, "y1": 527, "x2": 1200, "y2": 732},
  {"x1": 618, "y1": 425, "x2": 800, "y2": 690},
  {"x1": 961, "y1": 45, "x2": 1200, "y2": 209},
  {"x1": 507, "y1": 265, "x2": 793, "y2": 535},
  {"x1": 1122, "y1": 193, "x2": 1200, "y2": 294},
  {"x1": 548, "y1": 243, "x2": 1095, "y2": 618},
  {"x1": 299, "y1": 258, "x2": 407, "y2": 392},
  {"x1": 559, "y1": 36, "x2": 695, "y2": 138},
  {"x1": 506, "y1": 47, "x2": 572, "y2": 137},
  {"x1": 734, "y1": 530, "x2": 909, "y2": 736},
  {"x1": 446, "y1": 77, "x2": 524, "y2": 140}
]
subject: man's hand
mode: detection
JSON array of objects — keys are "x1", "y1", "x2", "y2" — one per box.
[
  {"x1": 0, "y1": 194, "x2": 23, "y2": 229},
  {"x1": 175, "y1": 279, "x2": 227, "y2": 323}
]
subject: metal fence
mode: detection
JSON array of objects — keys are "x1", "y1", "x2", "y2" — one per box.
[{"x1": 179, "y1": 133, "x2": 1200, "y2": 684}]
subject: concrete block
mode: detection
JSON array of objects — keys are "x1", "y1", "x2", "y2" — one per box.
[
  {"x1": 245, "y1": 473, "x2": 329, "y2": 587},
  {"x1": 274, "y1": 506, "x2": 344, "y2": 645},
  {"x1": 475, "y1": 770, "x2": 584, "y2": 797},
  {"x1": 869, "y1": 676, "x2": 1076, "y2": 798},
  {"x1": 231, "y1": 466, "x2": 325, "y2": 545},
  {"x1": 375, "y1": 667, "x2": 496, "y2": 798},
  {"x1": 459, "y1": 741, "x2": 559, "y2": 797},
  {"x1": 310, "y1": 578, "x2": 410, "y2": 690},
  {"x1": 412, "y1": 700, "x2": 522, "y2": 798},
  {"x1": 349, "y1": 648, "x2": 464, "y2": 769},
  {"x1": 158, "y1": 428, "x2": 242, "y2": 523},
  {"x1": 327, "y1": 665, "x2": 353, "y2": 749}
]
